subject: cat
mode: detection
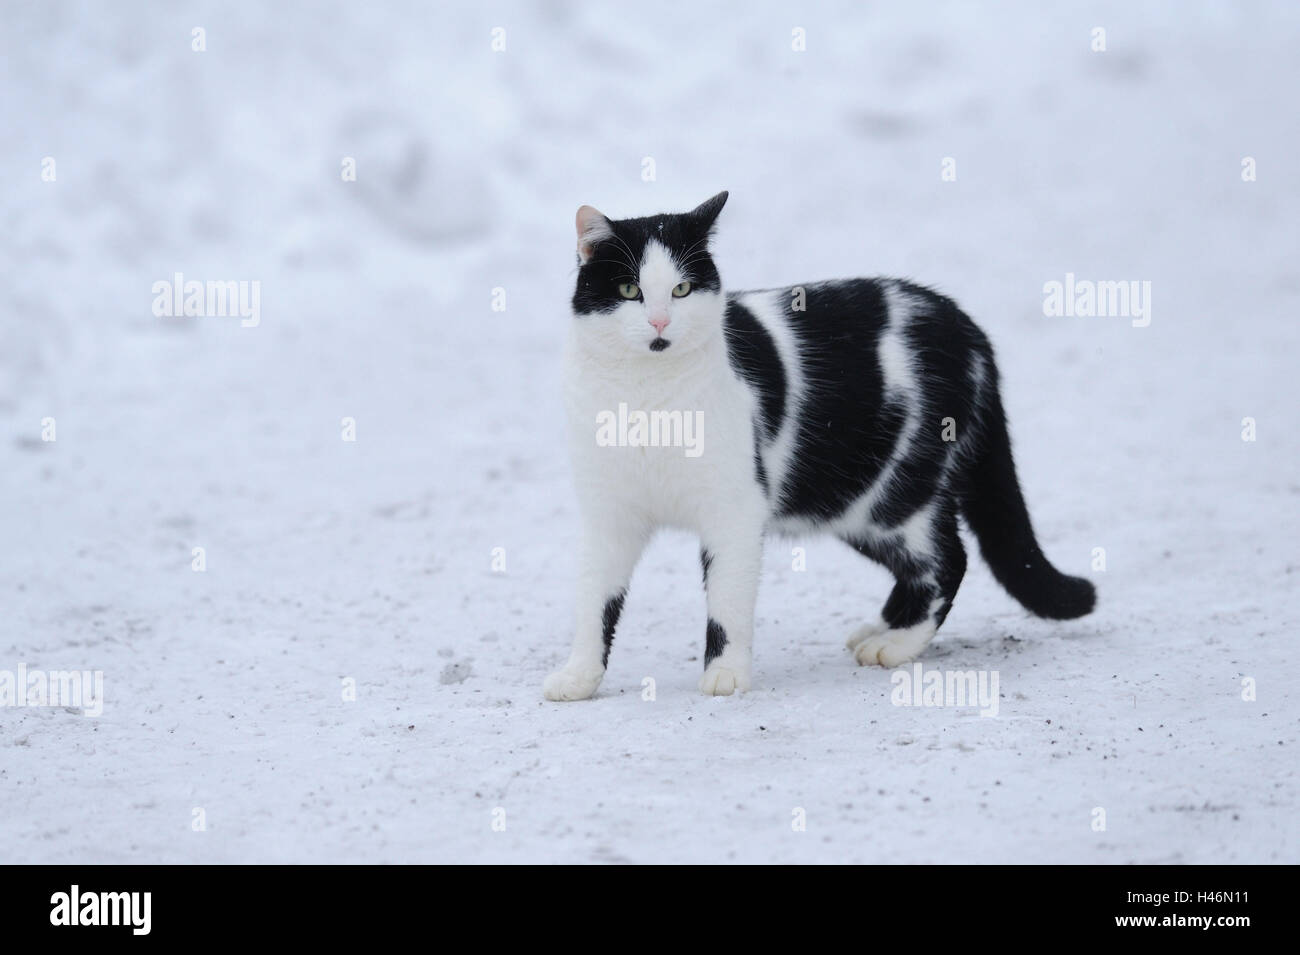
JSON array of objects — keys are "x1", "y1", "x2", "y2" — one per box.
[{"x1": 543, "y1": 191, "x2": 1095, "y2": 700}]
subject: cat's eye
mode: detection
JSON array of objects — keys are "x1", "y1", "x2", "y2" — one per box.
[
  {"x1": 672, "y1": 281, "x2": 692, "y2": 298},
  {"x1": 618, "y1": 283, "x2": 641, "y2": 300}
]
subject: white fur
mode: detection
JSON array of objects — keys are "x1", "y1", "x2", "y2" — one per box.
[
  {"x1": 897, "y1": 502, "x2": 935, "y2": 561},
  {"x1": 850, "y1": 618, "x2": 939, "y2": 668},
  {"x1": 545, "y1": 239, "x2": 766, "y2": 700},
  {"x1": 847, "y1": 597, "x2": 944, "y2": 666}
]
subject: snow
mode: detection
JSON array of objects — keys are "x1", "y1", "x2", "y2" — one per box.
[{"x1": 1, "y1": 1, "x2": 1296, "y2": 863}]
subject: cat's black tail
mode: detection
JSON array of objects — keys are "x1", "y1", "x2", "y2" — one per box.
[{"x1": 960, "y1": 381, "x2": 1095, "y2": 620}]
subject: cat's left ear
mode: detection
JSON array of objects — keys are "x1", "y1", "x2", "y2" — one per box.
[
  {"x1": 688, "y1": 190, "x2": 729, "y2": 234},
  {"x1": 576, "y1": 205, "x2": 612, "y2": 265}
]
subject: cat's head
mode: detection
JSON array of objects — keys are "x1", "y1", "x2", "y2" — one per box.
[{"x1": 570, "y1": 191, "x2": 728, "y2": 358}]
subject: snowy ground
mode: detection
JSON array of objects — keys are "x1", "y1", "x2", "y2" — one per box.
[{"x1": 2, "y1": 1, "x2": 1297, "y2": 863}]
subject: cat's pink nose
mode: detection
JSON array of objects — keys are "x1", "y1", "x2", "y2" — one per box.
[{"x1": 648, "y1": 315, "x2": 671, "y2": 335}]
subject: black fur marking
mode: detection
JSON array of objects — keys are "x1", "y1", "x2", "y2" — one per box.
[
  {"x1": 960, "y1": 381, "x2": 1096, "y2": 619},
  {"x1": 846, "y1": 504, "x2": 967, "y2": 631},
  {"x1": 774, "y1": 280, "x2": 897, "y2": 519},
  {"x1": 699, "y1": 548, "x2": 713, "y2": 588},
  {"x1": 756, "y1": 274, "x2": 1093, "y2": 629},
  {"x1": 600, "y1": 590, "x2": 627, "y2": 667},
  {"x1": 723, "y1": 298, "x2": 786, "y2": 440},
  {"x1": 649, "y1": 338, "x2": 670, "y2": 352},
  {"x1": 704, "y1": 618, "x2": 728, "y2": 667},
  {"x1": 752, "y1": 427, "x2": 769, "y2": 494},
  {"x1": 573, "y1": 192, "x2": 727, "y2": 316},
  {"x1": 871, "y1": 291, "x2": 983, "y2": 527}
]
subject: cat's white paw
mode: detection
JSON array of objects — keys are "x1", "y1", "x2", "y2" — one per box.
[
  {"x1": 852, "y1": 621, "x2": 937, "y2": 668},
  {"x1": 699, "y1": 665, "x2": 750, "y2": 696},
  {"x1": 542, "y1": 664, "x2": 604, "y2": 701},
  {"x1": 846, "y1": 619, "x2": 889, "y2": 649}
]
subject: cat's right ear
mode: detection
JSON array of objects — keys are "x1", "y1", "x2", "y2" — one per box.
[{"x1": 576, "y1": 205, "x2": 612, "y2": 265}]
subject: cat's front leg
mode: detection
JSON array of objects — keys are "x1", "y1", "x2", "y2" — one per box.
[
  {"x1": 698, "y1": 518, "x2": 764, "y2": 696},
  {"x1": 543, "y1": 515, "x2": 649, "y2": 702}
]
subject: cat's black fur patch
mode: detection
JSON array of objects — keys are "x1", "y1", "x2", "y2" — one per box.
[
  {"x1": 600, "y1": 591, "x2": 626, "y2": 667},
  {"x1": 872, "y1": 286, "x2": 984, "y2": 527},
  {"x1": 847, "y1": 502, "x2": 966, "y2": 629},
  {"x1": 767, "y1": 280, "x2": 897, "y2": 520},
  {"x1": 723, "y1": 299, "x2": 786, "y2": 440},
  {"x1": 704, "y1": 618, "x2": 728, "y2": 667},
  {"x1": 961, "y1": 382, "x2": 1096, "y2": 619},
  {"x1": 573, "y1": 192, "x2": 727, "y2": 316},
  {"x1": 752, "y1": 425, "x2": 769, "y2": 494},
  {"x1": 721, "y1": 277, "x2": 1094, "y2": 623},
  {"x1": 699, "y1": 548, "x2": 713, "y2": 588},
  {"x1": 728, "y1": 279, "x2": 988, "y2": 529}
]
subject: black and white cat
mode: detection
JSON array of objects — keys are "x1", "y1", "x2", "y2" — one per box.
[{"x1": 543, "y1": 191, "x2": 1094, "y2": 700}]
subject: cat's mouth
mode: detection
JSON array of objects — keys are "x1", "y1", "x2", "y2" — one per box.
[{"x1": 649, "y1": 338, "x2": 671, "y2": 352}]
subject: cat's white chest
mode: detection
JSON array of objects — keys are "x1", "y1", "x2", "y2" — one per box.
[{"x1": 563, "y1": 343, "x2": 759, "y2": 530}]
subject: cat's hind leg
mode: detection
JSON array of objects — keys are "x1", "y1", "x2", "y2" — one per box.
[{"x1": 844, "y1": 502, "x2": 966, "y2": 667}]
